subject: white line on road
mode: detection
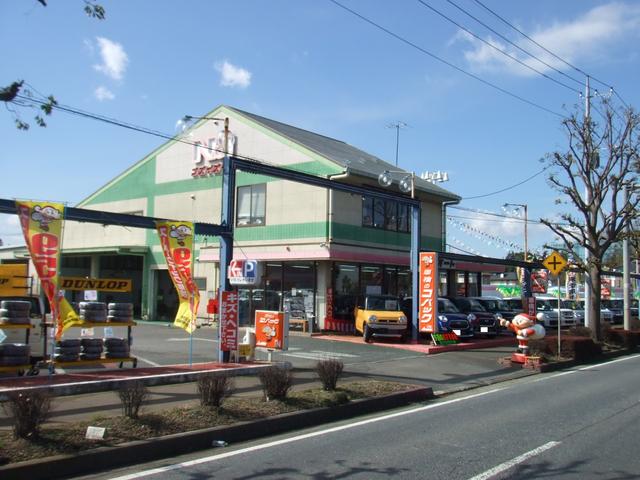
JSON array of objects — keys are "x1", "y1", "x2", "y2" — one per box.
[
  {"x1": 108, "y1": 387, "x2": 505, "y2": 480},
  {"x1": 166, "y1": 338, "x2": 217, "y2": 343},
  {"x1": 133, "y1": 355, "x2": 161, "y2": 367},
  {"x1": 467, "y1": 441, "x2": 561, "y2": 480}
]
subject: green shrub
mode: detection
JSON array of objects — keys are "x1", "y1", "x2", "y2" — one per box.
[
  {"x1": 197, "y1": 373, "x2": 234, "y2": 408},
  {"x1": 315, "y1": 358, "x2": 344, "y2": 391}
]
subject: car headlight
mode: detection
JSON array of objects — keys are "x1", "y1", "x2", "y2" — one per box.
[
  {"x1": 438, "y1": 315, "x2": 448, "y2": 323},
  {"x1": 399, "y1": 315, "x2": 407, "y2": 323},
  {"x1": 467, "y1": 313, "x2": 476, "y2": 322},
  {"x1": 496, "y1": 313, "x2": 503, "y2": 320},
  {"x1": 368, "y1": 315, "x2": 377, "y2": 322}
]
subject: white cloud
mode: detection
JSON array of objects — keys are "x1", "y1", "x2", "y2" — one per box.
[
  {"x1": 93, "y1": 37, "x2": 129, "y2": 81},
  {"x1": 94, "y1": 86, "x2": 115, "y2": 101},
  {"x1": 457, "y1": 2, "x2": 640, "y2": 76},
  {"x1": 215, "y1": 60, "x2": 252, "y2": 88}
]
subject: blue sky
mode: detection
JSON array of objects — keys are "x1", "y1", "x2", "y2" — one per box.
[{"x1": 1, "y1": 0, "x2": 639, "y2": 258}]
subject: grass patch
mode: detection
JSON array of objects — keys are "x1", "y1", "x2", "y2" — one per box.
[{"x1": 0, "y1": 380, "x2": 414, "y2": 465}]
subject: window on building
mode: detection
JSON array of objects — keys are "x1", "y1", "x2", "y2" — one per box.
[
  {"x1": 361, "y1": 196, "x2": 410, "y2": 233},
  {"x1": 237, "y1": 184, "x2": 266, "y2": 226},
  {"x1": 194, "y1": 277, "x2": 206, "y2": 291}
]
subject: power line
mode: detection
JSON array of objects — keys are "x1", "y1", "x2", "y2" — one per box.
[
  {"x1": 471, "y1": 0, "x2": 629, "y2": 107},
  {"x1": 461, "y1": 164, "x2": 551, "y2": 200},
  {"x1": 327, "y1": 0, "x2": 565, "y2": 118},
  {"x1": 416, "y1": 0, "x2": 581, "y2": 94}
]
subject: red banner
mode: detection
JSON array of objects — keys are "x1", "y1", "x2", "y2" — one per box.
[
  {"x1": 220, "y1": 290, "x2": 238, "y2": 351},
  {"x1": 419, "y1": 252, "x2": 438, "y2": 333},
  {"x1": 255, "y1": 310, "x2": 287, "y2": 350}
]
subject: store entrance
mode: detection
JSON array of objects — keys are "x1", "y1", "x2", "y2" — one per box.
[{"x1": 155, "y1": 270, "x2": 179, "y2": 322}]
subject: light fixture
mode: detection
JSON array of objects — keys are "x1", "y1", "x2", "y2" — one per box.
[
  {"x1": 378, "y1": 170, "x2": 393, "y2": 187},
  {"x1": 378, "y1": 170, "x2": 415, "y2": 198},
  {"x1": 399, "y1": 175, "x2": 413, "y2": 193}
]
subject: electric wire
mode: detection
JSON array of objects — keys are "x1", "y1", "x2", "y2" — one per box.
[
  {"x1": 461, "y1": 164, "x2": 552, "y2": 200},
  {"x1": 416, "y1": 0, "x2": 581, "y2": 94},
  {"x1": 471, "y1": 0, "x2": 629, "y2": 107},
  {"x1": 327, "y1": 0, "x2": 565, "y2": 118}
]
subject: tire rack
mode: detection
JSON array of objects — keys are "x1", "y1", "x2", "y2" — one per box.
[
  {"x1": 43, "y1": 321, "x2": 138, "y2": 372},
  {"x1": 0, "y1": 324, "x2": 36, "y2": 376}
]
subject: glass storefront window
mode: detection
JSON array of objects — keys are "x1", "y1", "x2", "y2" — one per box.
[
  {"x1": 283, "y1": 262, "x2": 315, "y2": 321},
  {"x1": 361, "y1": 266, "x2": 382, "y2": 295},
  {"x1": 397, "y1": 267, "x2": 411, "y2": 298},
  {"x1": 333, "y1": 263, "x2": 358, "y2": 320}
]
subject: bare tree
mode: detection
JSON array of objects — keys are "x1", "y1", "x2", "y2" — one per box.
[{"x1": 541, "y1": 100, "x2": 639, "y2": 341}]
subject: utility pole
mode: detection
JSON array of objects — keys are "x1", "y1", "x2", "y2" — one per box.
[
  {"x1": 387, "y1": 121, "x2": 407, "y2": 167},
  {"x1": 623, "y1": 184, "x2": 632, "y2": 330},
  {"x1": 584, "y1": 76, "x2": 592, "y2": 329}
]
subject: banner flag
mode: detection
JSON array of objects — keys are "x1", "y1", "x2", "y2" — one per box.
[
  {"x1": 156, "y1": 221, "x2": 200, "y2": 333},
  {"x1": 16, "y1": 201, "x2": 82, "y2": 339}
]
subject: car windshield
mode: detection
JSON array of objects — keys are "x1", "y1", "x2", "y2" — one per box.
[
  {"x1": 562, "y1": 300, "x2": 581, "y2": 309},
  {"x1": 467, "y1": 299, "x2": 486, "y2": 311},
  {"x1": 438, "y1": 298, "x2": 460, "y2": 313},
  {"x1": 603, "y1": 299, "x2": 623, "y2": 309},
  {"x1": 479, "y1": 299, "x2": 509, "y2": 311},
  {"x1": 536, "y1": 300, "x2": 555, "y2": 311},
  {"x1": 366, "y1": 296, "x2": 399, "y2": 311}
]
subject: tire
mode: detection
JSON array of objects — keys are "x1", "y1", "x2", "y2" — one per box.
[
  {"x1": 104, "y1": 337, "x2": 127, "y2": 347},
  {"x1": 108, "y1": 303, "x2": 133, "y2": 311},
  {"x1": 363, "y1": 323, "x2": 373, "y2": 343},
  {"x1": 0, "y1": 356, "x2": 30, "y2": 366},
  {"x1": 79, "y1": 353, "x2": 102, "y2": 361},
  {"x1": 57, "y1": 339, "x2": 81, "y2": 348},
  {"x1": 108, "y1": 308, "x2": 133, "y2": 315},
  {"x1": 0, "y1": 343, "x2": 30, "y2": 355},
  {"x1": 107, "y1": 315, "x2": 133, "y2": 323},
  {"x1": 105, "y1": 351, "x2": 130, "y2": 359},
  {"x1": 80, "y1": 314, "x2": 108, "y2": 322},
  {"x1": 1, "y1": 316, "x2": 31, "y2": 325},
  {"x1": 54, "y1": 346, "x2": 82, "y2": 355},
  {"x1": 0, "y1": 301, "x2": 31, "y2": 311},
  {"x1": 81, "y1": 346, "x2": 104, "y2": 354},
  {"x1": 54, "y1": 354, "x2": 79, "y2": 362},
  {"x1": 80, "y1": 338, "x2": 104, "y2": 348},
  {"x1": 78, "y1": 302, "x2": 107, "y2": 311}
]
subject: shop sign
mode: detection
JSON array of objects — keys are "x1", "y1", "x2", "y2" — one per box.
[
  {"x1": 59, "y1": 277, "x2": 132, "y2": 292},
  {"x1": 531, "y1": 271, "x2": 548, "y2": 294},
  {"x1": 431, "y1": 332, "x2": 459, "y2": 345},
  {"x1": 228, "y1": 259, "x2": 260, "y2": 285},
  {"x1": 0, "y1": 264, "x2": 28, "y2": 296},
  {"x1": 191, "y1": 131, "x2": 237, "y2": 179},
  {"x1": 220, "y1": 290, "x2": 238, "y2": 351},
  {"x1": 418, "y1": 252, "x2": 438, "y2": 333},
  {"x1": 255, "y1": 310, "x2": 289, "y2": 350}
]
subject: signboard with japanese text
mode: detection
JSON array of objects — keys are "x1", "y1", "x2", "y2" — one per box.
[
  {"x1": 220, "y1": 290, "x2": 238, "y2": 351},
  {"x1": 418, "y1": 252, "x2": 438, "y2": 333},
  {"x1": 228, "y1": 259, "x2": 261, "y2": 286},
  {"x1": 255, "y1": 310, "x2": 289, "y2": 350}
]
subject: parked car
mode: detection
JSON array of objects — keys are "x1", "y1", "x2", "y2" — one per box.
[
  {"x1": 354, "y1": 294, "x2": 407, "y2": 343},
  {"x1": 400, "y1": 297, "x2": 474, "y2": 338},
  {"x1": 561, "y1": 299, "x2": 614, "y2": 325},
  {"x1": 599, "y1": 299, "x2": 637, "y2": 324},
  {"x1": 446, "y1": 297, "x2": 499, "y2": 337},
  {"x1": 534, "y1": 297, "x2": 576, "y2": 328},
  {"x1": 469, "y1": 296, "x2": 516, "y2": 322}
]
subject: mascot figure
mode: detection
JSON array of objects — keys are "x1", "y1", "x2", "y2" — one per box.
[{"x1": 500, "y1": 313, "x2": 545, "y2": 363}]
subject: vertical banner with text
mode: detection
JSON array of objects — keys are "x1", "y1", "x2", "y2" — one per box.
[
  {"x1": 156, "y1": 221, "x2": 200, "y2": 333},
  {"x1": 16, "y1": 201, "x2": 82, "y2": 339},
  {"x1": 418, "y1": 252, "x2": 438, "y2": 333},
  {"x1": 220, "y1": 290, "x2": 239, "y2": 351}
]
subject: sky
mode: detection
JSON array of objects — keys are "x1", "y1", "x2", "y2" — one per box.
[{"x1": 1, "y1": 0, "x2": 639, "y2": 258}]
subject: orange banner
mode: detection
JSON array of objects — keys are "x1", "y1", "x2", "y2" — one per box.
[
  {"x1": 255, "y1": 310, "x2": 288, "y2": 350},
  {"x1": 156, "y1": 221, "x2": 200, "y2": 333},
  {"x1": 418, "y1": 252, "x2": 438, "y2": 333},
  {"x1": 16, "y1": 201, "x2": 82, "y2": 339}
]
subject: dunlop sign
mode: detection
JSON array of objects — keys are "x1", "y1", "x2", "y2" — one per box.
[{"x1": 59, "y1": 277, "x2": 132, "y2": 292}]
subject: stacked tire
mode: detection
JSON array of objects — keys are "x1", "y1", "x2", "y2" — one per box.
[
  {"x1": 0, "y1": 343, "x2": 30, "y2": 366},
  {"x1": 78, "y1": 302, "x2": 107, "y2": 323},
  {"x1": 0, "y1": 300, "x2": 32, "y2": 325},
  {"x1": 80, "y1": 338, "x2": 104, "y2": 361},
  {"x1": 104, "y1": 338, "x2": 130, "y2": 359},
  {"x1": 107, "y1": 303, "x2": 134, "y2": 323},
  {"x1": 55, "y1": 339, "x2": 81, "y2": 362}
]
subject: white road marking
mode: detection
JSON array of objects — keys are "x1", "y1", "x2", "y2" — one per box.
[
  {"x1": 133, "y1": 355, "x2": 161, "y2": 367},
  {"x1": 166, "y1": 338, "x2": 217, "y2": 343},
  {"x1": 108, "y1": 388, "x2": 504, "y2": 480},
  {"x1": 282, "y1": 350, "x2": 359, "y2": 361},
  {"x1": 467, "y1": 441, "x2": 561, "y2": 480}
]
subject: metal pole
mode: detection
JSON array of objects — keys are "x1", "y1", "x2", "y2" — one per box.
[
  {"x1": 411, "y1": 179, "x2": 420, "y2": 343},
  {"x1": 584, "y1": 76, "x2": 592, "y2": 329},
  {"x1": 523, "y1": 205, "x2": 528, "y2": 263},
  {"x1": 623, "y1": 184, "x2": 631, "y2": 330},
  {"x1": 557, "y1": 276, "x2": 561, "y2": 360},
  {"x1": 395, "y1": 125, "x2": 400, "y2": 167}
]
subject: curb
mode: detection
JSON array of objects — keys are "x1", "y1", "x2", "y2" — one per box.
[{"x1": 0, "y1": 386, "x2": 433, "y2": 480}]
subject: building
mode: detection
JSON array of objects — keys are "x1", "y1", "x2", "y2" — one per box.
[{"x1": 19, "y1": 105, "x2": 462, "y2": 331}]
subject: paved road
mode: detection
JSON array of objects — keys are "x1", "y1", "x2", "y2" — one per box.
[{"x1": 82, "y1": 354, "x2": 640, "y2": 480}]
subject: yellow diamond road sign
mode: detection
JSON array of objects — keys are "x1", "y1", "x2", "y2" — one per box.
[{"x1": 543, "y1": 251, "x2": 568, "y2": 276}]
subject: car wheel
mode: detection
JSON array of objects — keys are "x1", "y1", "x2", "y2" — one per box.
[{"x1": 363, "y1": 323, "x2": 373, "y2": 343}]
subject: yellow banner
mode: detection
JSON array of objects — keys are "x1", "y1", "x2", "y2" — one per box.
[
  {"x1": 16, "y1": 201, "x2": 82, "y2": 339},
  {"x1": 156, "y1": 221, "x2": 200, "y2": 333},
  {"x1": 0, "y1": 264, "x2": 29, "y2": 296}
]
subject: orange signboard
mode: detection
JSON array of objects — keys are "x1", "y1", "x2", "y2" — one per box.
[
  {"x1": 255, "y1": 310, "x2": 288, "y2": 350},
  {"x1": 418, "y1": 252, "x2": 438, "y2": 333}
]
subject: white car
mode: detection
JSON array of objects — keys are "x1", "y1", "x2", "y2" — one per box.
[{"x1": 562, "y1": 300, "x2": 614, "y2": 325}]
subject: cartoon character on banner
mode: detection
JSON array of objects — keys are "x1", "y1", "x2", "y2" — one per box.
[{"x1": 500, "y1": 313, "x2": 545, "y2": 358}]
